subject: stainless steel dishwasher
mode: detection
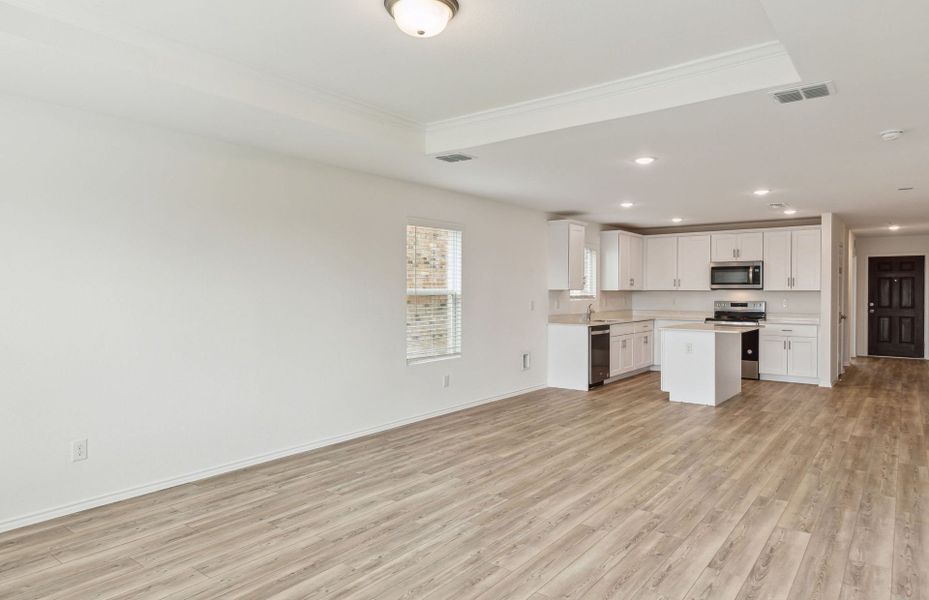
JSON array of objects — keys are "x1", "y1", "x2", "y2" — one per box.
[{"x1": 589, "y1": 325, "x2": 610, "y2": 388}]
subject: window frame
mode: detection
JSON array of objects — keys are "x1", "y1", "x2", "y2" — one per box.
[
  {"x1": 570, "y1": 246, "x2": 598, "y2": 300},
  {"x1": 405, "y1": 220, "x2": 464, "y2": 365}
]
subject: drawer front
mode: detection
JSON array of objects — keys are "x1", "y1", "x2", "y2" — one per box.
[
  {"x1": 760, "y1": 324, "x2": 818, "y2": 338},
  {"x1": 634, "y1": 321, "x2": 654, "y2": 334},
  {"x1": 610, "y1": 323, "x2": 635, "y2": 337}
]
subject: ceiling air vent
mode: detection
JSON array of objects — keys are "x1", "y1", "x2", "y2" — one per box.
[
  {"x1": 435, "y1": 153, "x2": 474, "y2": 163},
  {"x1": 770, "y1": 81, "x2": 836, "y2": 104},
  {"x1": 772, "y1": 89, "x2": 804, "y2": 104}
]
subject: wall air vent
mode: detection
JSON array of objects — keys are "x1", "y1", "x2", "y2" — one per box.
[
  {"x1": 770, "y1": 81, "x2": 836, "y2": 104},
  {"x1": 768, "y1": 203, "x2": 787, "y2": 209},
  {"x1": 435, "y1": 153, "x2": 474, "y2": 163}
]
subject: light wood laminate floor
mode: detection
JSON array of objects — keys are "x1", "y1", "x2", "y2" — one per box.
[{"x1": 1, "y1": 357, "x2": 927, "y2": 599}]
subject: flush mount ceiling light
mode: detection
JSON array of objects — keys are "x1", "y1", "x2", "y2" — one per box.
[
  {"x1": 889, "y1": 224, "x2": 901, "y2": 231},
  {"x1": 671, "y1": 217, "x2": 683, "y2": 223},
  {"x1": 384, "y1": 0, "x2": 459, "y2": 38},
  {"x1": 783, "y1": 208, "x2": 798, "y2": 215},
  {"x1": 634, "y1": 156, "x2": 656, "y2": 166},
  {"x1": 753, "y1": 189, "x2": 772, "y2": 197},
  {"x1": 620, "y1": 202, "x2": 635, "y2": 208}
]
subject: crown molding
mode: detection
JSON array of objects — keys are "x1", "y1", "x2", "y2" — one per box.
[
  {"x1": 424, "y1": 41, "x2": 800, "y2": 154},
  {"x1": 1, "y1": 1, "x2": 800, "y2": 160}
]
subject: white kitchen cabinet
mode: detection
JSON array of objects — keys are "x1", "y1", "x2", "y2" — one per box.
[
  {"x1": 634, "y1": 332, "x2": 653, "y2": 369},
  {"x1": 548, "y1": 220, "x2": 586, "y2": 290},
  {"x1": 759, "y1": 336, "x2": 789, "y2": 375},
  {"x1": 644, "y1": 236, "x2": 678, "y2": 290},
  {"x1": 610, "y1": 334, "x2": 634, "y2": 377},
  {"x1": 759, "y1": 326, "x2": 818, "y2": 381},
  {"x1": 645, "y1": 235, "x2": 710, "y2": 291},
  {"x1": 677, "y1": 235, "x2": 711, "y2": 290},
  {"x1": 790, "y1": 229, "x2": 822, "y2": 291},
  {"x1": 601, "y1": 231, "x2": 644, "y2": 291},
  {"x1": 763, "y1": 230, "x2": 792, "y2": 290},
  {"x1": 786, "y1": 338, "x2": 818, "y2": 378},
  {"x1": 711, "y1": 232, "x2": 763, "y2": 262},
  {"x1": 763, "y1": 228, "x2": 820, "y2": 291}
]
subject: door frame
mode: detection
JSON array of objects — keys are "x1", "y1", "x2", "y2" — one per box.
[{"x1": 863, "y1": 253, "x2": 928, "y2": 359}]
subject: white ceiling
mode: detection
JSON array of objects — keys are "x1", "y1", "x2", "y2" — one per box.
[
  {"x1": 60, "y1": 0, "x2": 779, "y2": 122},
  {"x1": 1, "y1": 0, "x2": 928, "y2": 234}
]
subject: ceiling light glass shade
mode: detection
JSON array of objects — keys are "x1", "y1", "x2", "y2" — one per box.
[{"x1": 385, "y1": 0, "x2": 459, "y2": 38}]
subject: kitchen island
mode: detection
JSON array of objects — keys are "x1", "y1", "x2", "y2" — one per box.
[{"x1": 659, "y1": 323, "x2": 760, "y2": 406}]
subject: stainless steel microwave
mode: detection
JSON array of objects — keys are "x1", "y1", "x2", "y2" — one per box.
[{"x1": 710, "y1": 261, "x2": 763, "y2": 289}]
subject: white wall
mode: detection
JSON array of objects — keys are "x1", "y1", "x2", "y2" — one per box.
[
  {"x1": 820, "y1": 214, "x2": 848, "y2": 386},
  {"x1": 854, "y1": 233, "x2": 929, "y2": 358},
  {"x1": 627, "y1": 290, "x2": 821, "y2": 315},
  {"x1": 0, "y1": 94, "x2": 549, "y2": 531}
]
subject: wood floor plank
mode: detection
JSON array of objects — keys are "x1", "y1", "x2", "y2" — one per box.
[{"x1": 0, "y1": 357, "x2": 924, "y2": 600}]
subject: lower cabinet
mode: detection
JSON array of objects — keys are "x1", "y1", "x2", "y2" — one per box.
[
  {"x1": 759, "y1": 334, "x2": 818, "y2": 379},
  {"x1": 634, "y1": 331, "x2": 652, "y2": 370},
  {"x1": 609, "y1": 321, "x2": 655, "y2": 378},
  {"x1": 610, "y1": 334, "x2": 634, "y2": 377}
]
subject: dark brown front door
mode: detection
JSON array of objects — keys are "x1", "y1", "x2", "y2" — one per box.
[{"x1": 868, "y1": 256, "x2": 925, "y2": 358}]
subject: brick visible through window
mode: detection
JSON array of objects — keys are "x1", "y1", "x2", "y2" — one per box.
[{"x1": 406, "y1": 225, "x2": 462, "y2": 363}]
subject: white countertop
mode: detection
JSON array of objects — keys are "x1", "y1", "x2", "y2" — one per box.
[
  {"x1": 549, "y1": 310, "x2": 819, "y2": 327},
  {"x1": 548, "y1": 310, "x2": 709, "y2": 326},
  {"x1": 660, "y1": 323, "x2": 760, "y2": 334}
]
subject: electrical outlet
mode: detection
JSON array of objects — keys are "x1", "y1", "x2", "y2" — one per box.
[
  {"x1": 71, "y1": 439, "x2": 88, "y2": 462},
  {"x1": 443, "y1": 374, "x2": 450, "y2": 388},
  {"x1": 685, "y1": 343, "x2": 694, "y2": 355},
  {"x1": 522, "y1": 352, "x2": 532, "y2": 371},
  {"x1": 782, "y1": 298, "x2": 789, "y2": 309}
]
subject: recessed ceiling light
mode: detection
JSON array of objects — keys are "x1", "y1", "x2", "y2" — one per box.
[
  {"x1": 783, "y1": 209, "x2": 798, "y2": 215},
  {"x1": 634, "y1": 157, "x2": 656, "y2": 166},
  {"x1": 620, "y1": 202, "x2": 635, "y2": 208},
  {"x1": 880, "y1": 129, "x2": 904, "y2": 142},
  {"x1": 384, "y1": 0, "x2": 459, "y2": 38},
  {"x1": 671, "y1": 217, "x2": 683, "y2": 223},
  {"x1": 889, "y1": 225, "x2": 901, "y2": 231},
  {"x1": 753, "y1": 189, "x2": 772, "y2": 197}
]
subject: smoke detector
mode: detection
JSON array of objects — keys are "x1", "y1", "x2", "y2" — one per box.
[{"x1": 880, "y1": 129, "x2": 904, "y2": 142}]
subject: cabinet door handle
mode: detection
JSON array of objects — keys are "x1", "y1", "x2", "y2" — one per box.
[
  {"x1": 644, "y1": 336, "x2": 648, "y2": 344},
  {"x1": 788, "y1": 341, "x2": 792, "y2": 350},
  {"x1": 783, "y1": 341, "x2": 787, "y2": 350}
]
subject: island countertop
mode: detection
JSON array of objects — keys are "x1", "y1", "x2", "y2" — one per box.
[{"x1": 659, "y1": 323, "x2": 760, "y2": 334}]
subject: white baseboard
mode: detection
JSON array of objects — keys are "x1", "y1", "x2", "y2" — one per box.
[
  {"x1": 760, "y1": 374, "x2": 820, "y2": 385},
  {"x1": 0, "y1": 384, "x2": 546, "y2": 534}
]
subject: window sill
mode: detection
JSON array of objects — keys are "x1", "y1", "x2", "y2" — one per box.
[{"x1": 407, "y1": 354, "x2": 462, "y2": 366}]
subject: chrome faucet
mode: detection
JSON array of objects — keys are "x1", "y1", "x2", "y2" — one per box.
[{"x1": 586, "y1": 303, "x2": 594, "y2": 323}]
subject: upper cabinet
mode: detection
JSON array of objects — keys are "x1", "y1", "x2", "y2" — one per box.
[
  {"x1": 548, "y1": 220, "x2": 586, "y2": 290},
  {"x1": 600, "y1": 231, "x2": 644, "y2": 291},
  {"x1": 644, "y1": 236, "x2": 678, "y2": 290},
  {"x1": 711, "y1": 232, "x2": 763, "y2": 262},
  {"x1": 645, "y1": 235, "x2": 711, "y2": 291},
  {"x1": 677, "y1": 235, "x2": 712, "y2": 290},
  {"x1": 763, "y1": 228, "x2": 821, "y2": 291}
]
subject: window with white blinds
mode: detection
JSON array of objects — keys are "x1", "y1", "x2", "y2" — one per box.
[
  {"x1": 570, "y1": 247, "x2": 597, "y2": 299},
  {"x1": 406, "y1": 224, "x2": 462, "y2": 363}
]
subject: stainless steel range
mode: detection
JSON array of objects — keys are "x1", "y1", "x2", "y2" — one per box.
[{"x1": 705, "y1": 301, "x2": 766, "y2": 380}]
